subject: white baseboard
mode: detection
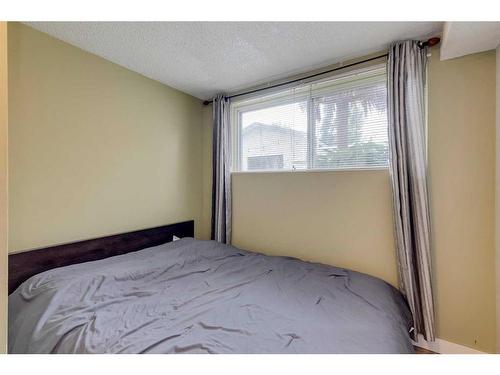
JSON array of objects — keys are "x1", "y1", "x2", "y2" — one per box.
[{"x1": 412, "y1": 334, "x2": 486, "y2": 354}]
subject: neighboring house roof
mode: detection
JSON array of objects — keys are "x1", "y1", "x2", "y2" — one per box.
[{"x1": 242, "y1": 122, "x2": 306, "y2": 139}]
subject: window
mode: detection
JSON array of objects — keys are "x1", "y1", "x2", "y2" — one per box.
[
  {"x1": 232, "y1": 65, "x2": 388, "y2": 172},
  {"x1": 247, "y1": 155, "x2": 284, "y2": 170}
]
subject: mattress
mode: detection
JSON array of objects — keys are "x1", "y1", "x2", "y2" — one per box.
[{"x1": 9, "y1": 238, "x2": 414, "y2": 353}]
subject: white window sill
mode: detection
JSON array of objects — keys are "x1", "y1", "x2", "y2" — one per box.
[{"x1": 231, "y1": 166, "x2": 389, "y2": 175}]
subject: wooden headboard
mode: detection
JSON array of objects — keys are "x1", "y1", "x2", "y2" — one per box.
[{"x1": 8, "y1": 220, "x2": 194, "y2": 295}]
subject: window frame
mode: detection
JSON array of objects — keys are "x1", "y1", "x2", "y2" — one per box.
[{"x1": 231, "y1": 64, "x2": 389, "y2": 173}]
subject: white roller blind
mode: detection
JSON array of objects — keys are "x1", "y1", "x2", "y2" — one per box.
[{"x1": 232, "y1": 66, "x2": 388, "y2": 172}]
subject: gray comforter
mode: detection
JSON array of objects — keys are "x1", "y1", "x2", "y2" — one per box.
[{"x1": 9, "y1": 238, "x2": 414, "y2": 353}]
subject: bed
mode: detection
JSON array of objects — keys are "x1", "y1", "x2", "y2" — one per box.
[{"x1": 8, "y1": 221, "x2": 414, "y2": 354}]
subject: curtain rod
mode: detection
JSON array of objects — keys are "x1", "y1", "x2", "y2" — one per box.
[{"x1": 203, "y1": 37, "x2": 440, "y2": 106}]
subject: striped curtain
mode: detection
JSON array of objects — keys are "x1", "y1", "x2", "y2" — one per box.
[
  {"x1": 211, "y1": 94, "x2": 232, "y2": 244},
  {"x1": 387, "y1": 41, "x2": 435, "y2": 341}
]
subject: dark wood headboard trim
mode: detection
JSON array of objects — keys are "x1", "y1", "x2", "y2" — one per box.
[{"x1": 8, "y1": 220, "x2": 194, "y2": 295}]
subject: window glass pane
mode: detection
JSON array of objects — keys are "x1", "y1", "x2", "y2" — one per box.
[
  {"x1": 240, "y1": 100, "x2": 308, "y2": 171},
  {"x1": 312, "y1": 80, "x2": 388, "y2": 169},
  {"x1": 233, "y1": 66, "x2": 389, "y2": 172}
]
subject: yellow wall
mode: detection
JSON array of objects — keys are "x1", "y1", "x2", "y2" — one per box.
[
  {"x1": 8, "y1": 23, "x2": 204, "y2": 253},
  {"x1": 0, "y1": 22, "x2": 8, "y2": 354},
  {"x1": 428, "y1": 48, "x2": 496, "y2": 353},
  {"x1": 226, "y1": 48, "x2": 497, "y2": 352}
]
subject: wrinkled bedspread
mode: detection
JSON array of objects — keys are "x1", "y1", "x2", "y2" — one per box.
[{"x1": 9, "y1": 238, "x2": 414, "y2": 353}]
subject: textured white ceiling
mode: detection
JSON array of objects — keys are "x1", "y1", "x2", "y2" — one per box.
[
  {"x1": 441, "y1": 22, "x2": 500, "y2": 60},
  {"x1": 25, "y1": 22, "x2": 442, "y2": 100}
]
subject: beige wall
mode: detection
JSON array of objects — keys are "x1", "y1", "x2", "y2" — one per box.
[
  {"x1": 226, "y1": 48, "x2": 497, "y2": 352},
  {"x1": 232, "y1": 170, "x2": 398, "y2": 285},
  {"x1": 495, "y1": 45, "x2": 500, "y2": 354},
  {"x1": 8, "y1": 23, "x2": 204, "y2": 253},
  {"x1": 200, "y1": 104, "x2": 213, "y2": 241},
  {"x1": 0, "y1": 22, "x2": 8, "y2": 354},
  {"x1": 428, "y1": 48, "x2": 496, "y2": 353}
]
